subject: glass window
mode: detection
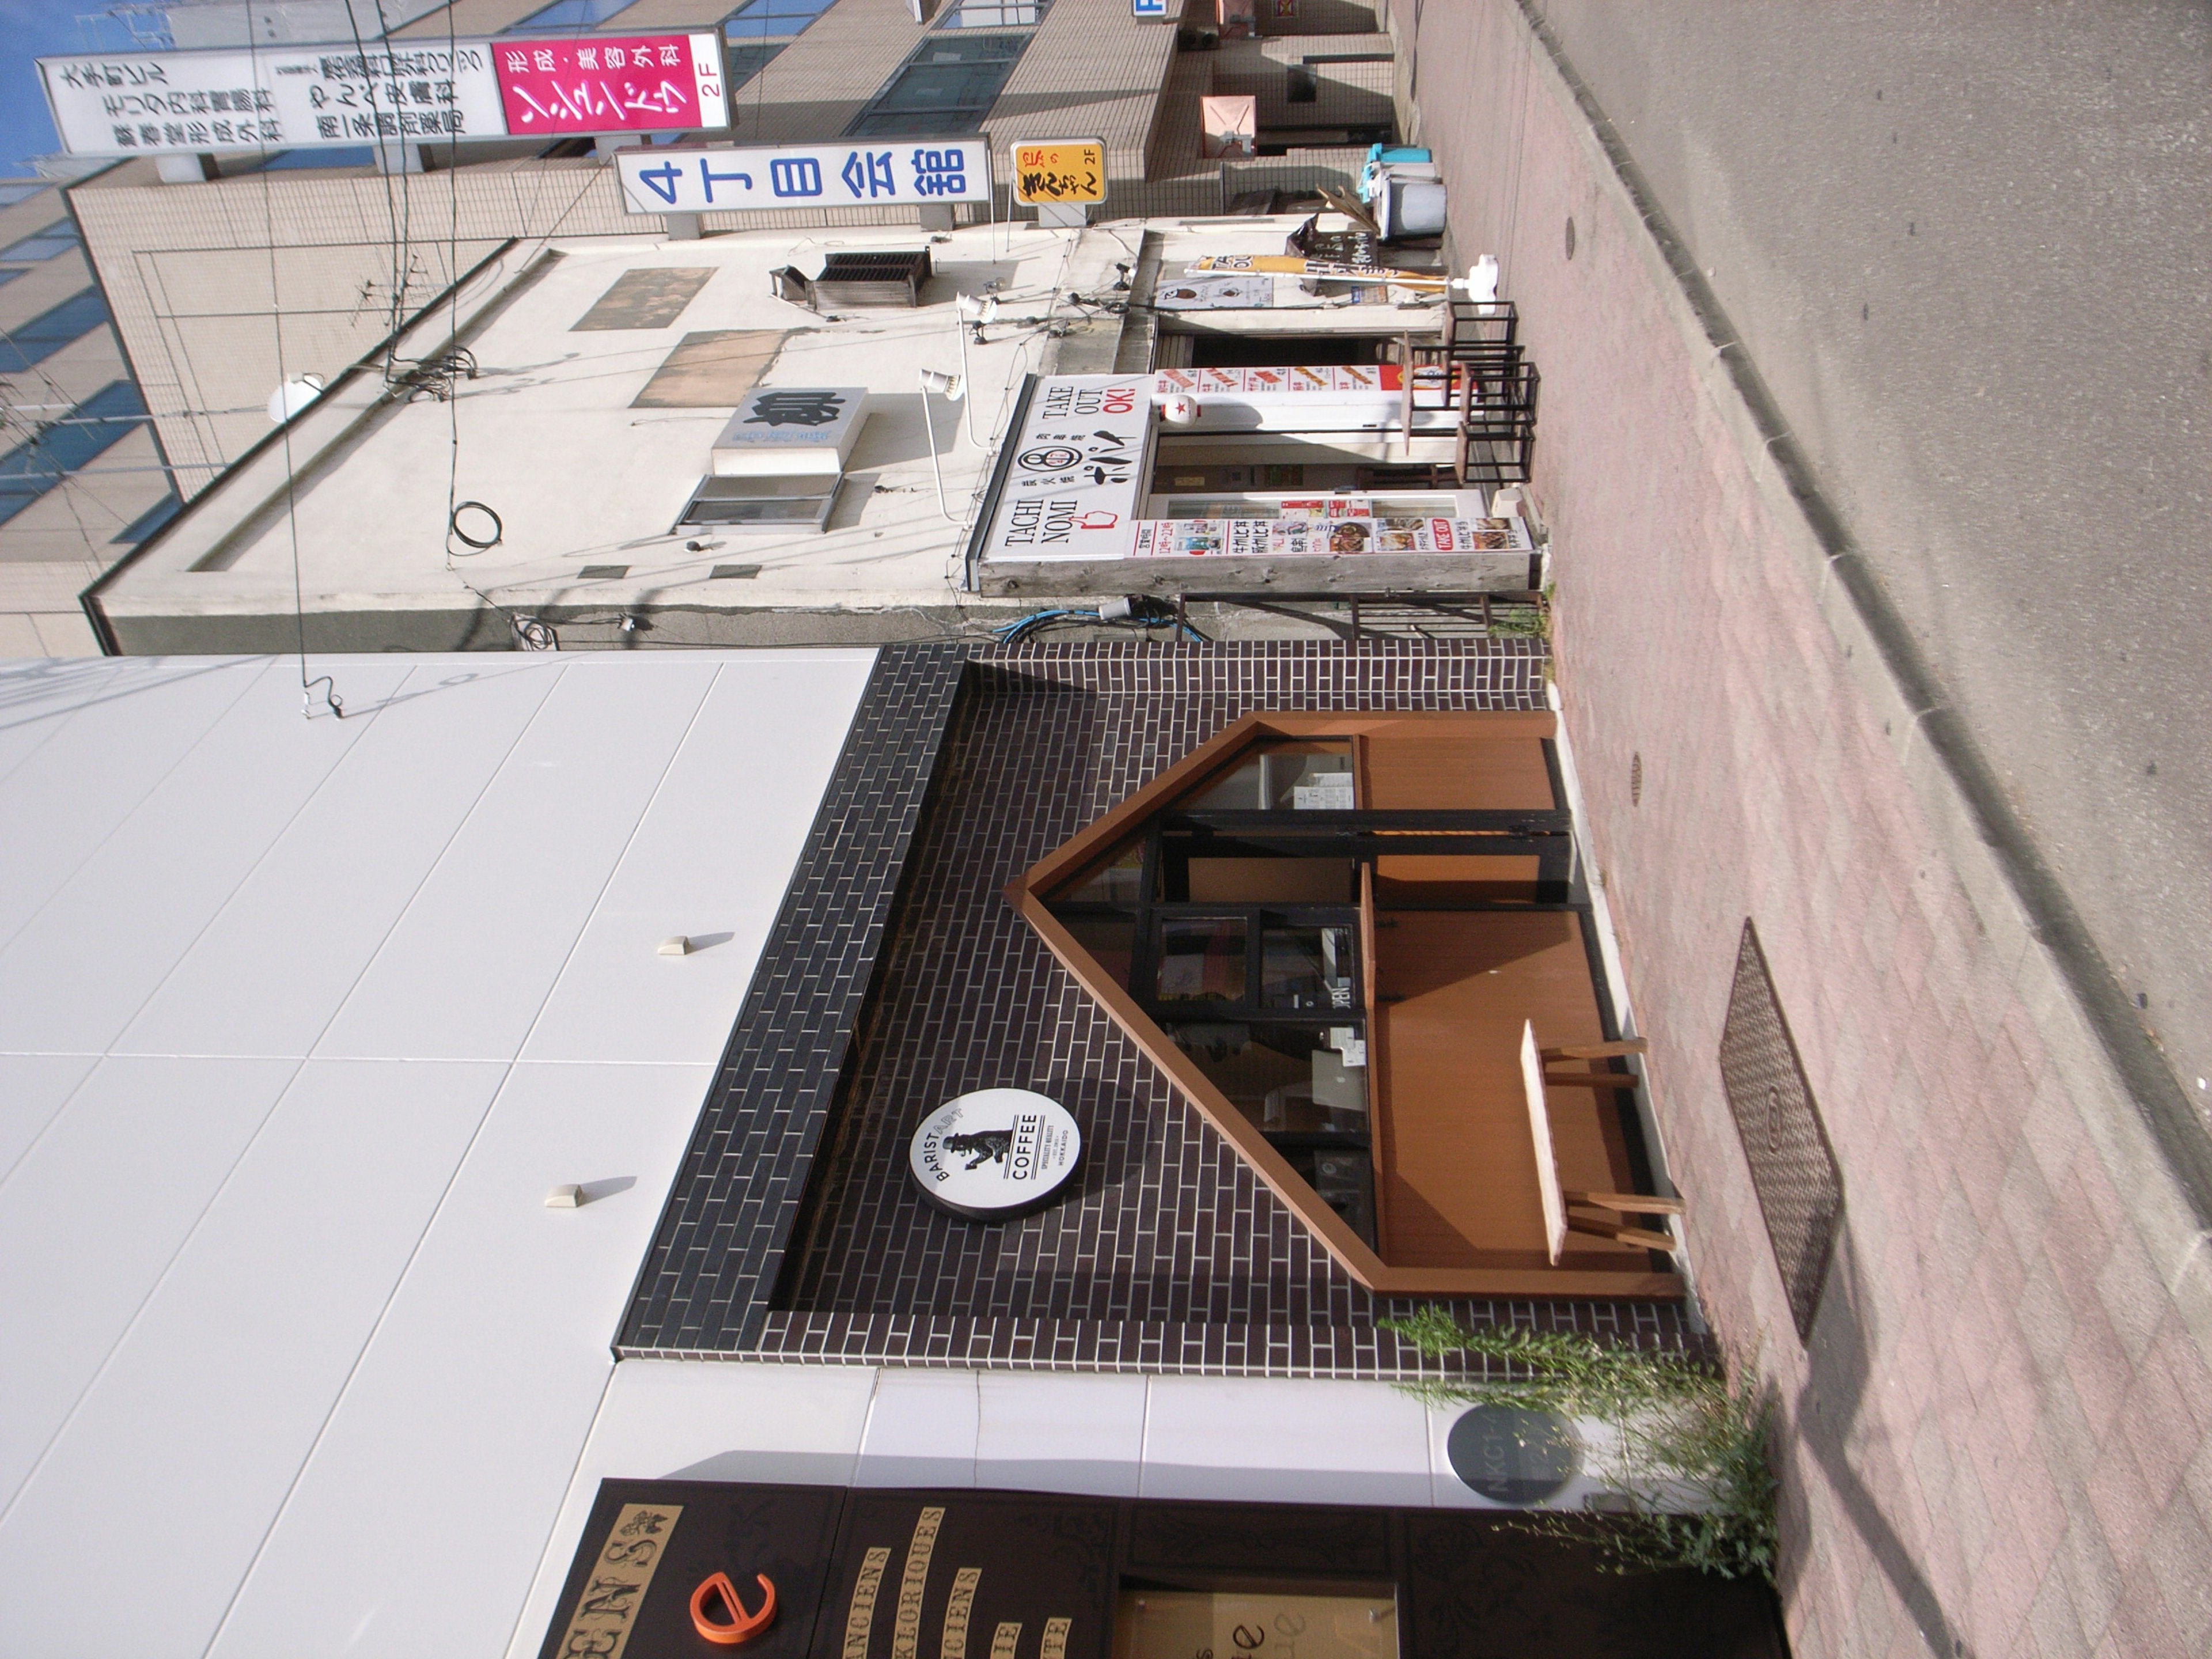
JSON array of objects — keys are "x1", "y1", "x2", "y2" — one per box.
[
  {"x1": 0, "y1": 222, "x2": 78, "y2": 263},
  {"x1": 1262, "y1": 923, "x2": 1357, "y2": 1014},
  {"x1": 1059, "y1": 913, "x2": 1134, "y2": 988},
  {"x1": 1164, "y1": 497, "x2": 1281, "y2": 520},
  {"x1": 111, "y1": 491, "x2": 182, "y2": 545},
  {"x1": 1057, "y1": 839, "x2": 1145, "y2": 905},
  {"x1": 1166, "y1": 1022, "x2": 1366, "y2": 1132},
  {"x1": 0, "y1": 380, "x2": 146, "y2": 527},
  {"x1": 937, "y1": 0, "x2": 1047, "y2": 25},
  {"x1": 1284, "y1": 1143, "x2": 1377, "y2": 1243},
  {"x1": 723, "y1": 0, "x2": 837, "y2": 41},
  {"x1": 506, "y1": 0, "x2": 639, "y2": 28},
  {"x1": 1183, "y1": 740, "x2": 1353, "y2": 811},
  {"x1": 0, "y1": 290, "x2": 108, "y2": 373},
  {"x1": 248, "y1": 147, "x2": 376, "y2": 173},
  {"x1": 725, "y1": 40, "x2": 787, "y2": 88},
  {"x1": 845, "y1": 32, "x2": 1027, "y2": 137},
  {"x1": 1156, "y1": 916, "x2": 1246, "y2": 1003}
]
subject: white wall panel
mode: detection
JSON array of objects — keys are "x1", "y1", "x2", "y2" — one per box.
[
  {"x1": 0, "y1": 1052, "x2": 96, "y2": 1185},
  {"x1": 118, "y1": 661, "x2": 566, "y2": 1059},
  {"x1": 0, "y1": 1058, "x2": 507, "y2": 1656},
  {"x1": 0, "y1": 1054, "x2": 298, "y2": 1512},
  {"x1": 521, "y1": 653, "x2": 872, "y2": 1067},
  {"x1": 311, "y1": 660, "x2": 719, "y2": 1063},
  {"x1": 208, "y1": 1060, "x2": 710, "y2": 1659},
  {"x1": 0, "y1": 660, "x2": 411, "y2": 1053},
  {"x1": 502, "y1": 1360, "x2": 880, "y2": 1659},
  {"x1": 1139, "y1": 1376, "x2": 1434, "y2": 1507},
  {"x1": 0, "y1": 656, "x2": 263, "y2": 952}
]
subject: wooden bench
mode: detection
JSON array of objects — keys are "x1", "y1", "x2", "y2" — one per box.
[{"x1": 1520, "y1": 1021, "x2": 1685, "y2": 1264}]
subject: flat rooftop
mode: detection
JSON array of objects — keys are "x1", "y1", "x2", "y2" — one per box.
[
  {"x1": 93, "y1": 221, "x2": 1111, "y2": 645},
  {"x1": 88, "y1": 213, "x2": 1456, "y2": 653}
]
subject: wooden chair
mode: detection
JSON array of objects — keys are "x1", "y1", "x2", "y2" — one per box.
[{"x1": 1519, "y1": 1022, "x2": 1685, "y2": 1263}]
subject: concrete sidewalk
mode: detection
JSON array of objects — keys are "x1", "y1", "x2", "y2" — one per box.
[{"x1": 1393, "y1": 2, "x2": 2212, "y2": 1654}]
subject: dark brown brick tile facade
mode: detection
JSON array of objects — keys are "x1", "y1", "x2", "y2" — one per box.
[{"x1": 639, "y1": 639, "x2": 1690, "y2": 1377}]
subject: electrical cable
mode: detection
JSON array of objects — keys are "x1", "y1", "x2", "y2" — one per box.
[
  {"x1": 247, "y1": 14, "x2": 341, "y2": 718},
  {"x1": 990, "y1": 601, "x2": 1205, "y2": 648}
]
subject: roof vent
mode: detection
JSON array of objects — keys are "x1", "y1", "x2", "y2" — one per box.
[{"x1": 810, "y1": 249, "x2": 933, "y2": 309}]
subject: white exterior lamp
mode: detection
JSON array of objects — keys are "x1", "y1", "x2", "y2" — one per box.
[
  {"x1": 266, "y1": 373, "x2": 325, "y2": 425},
  {"x1": 918, "y1": 368, "x2": 967, "y2": 521}
]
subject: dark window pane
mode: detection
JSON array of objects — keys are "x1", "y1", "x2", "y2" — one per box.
[
  {"x1": 937, "y1": 1, "x2": 1046, "y2": 25},
  {"x1": 1183, "y1": 740, "x2": 1353, "y2": 810},
  {"x1": 0, "y1": 290, "x2": 107, "y2": 372},
  {"x1": 506, "y1": 0, "x2": 638, "y2": 29},
  {"x1": 111, "y1": 490, "x2": 182, "y2": 544},
  {"x1": 845, "y1": 33, "x2": 1027, "y2": 137},
  {"x1": 1056, "y1": 838, "x2": 1145, "y2": 905},
  {"x1": 1165, "y1": 1021, "x2": 1369, "y2": 1132},
  {"x1": 0, "y1": 222, "x2": 78, "y2": 263},
  {"x1": 724, "y1": 0, "x2": 836, "y2": 40},
  {"x1": 253, "y1": 147, "x2": 376, "y2": 172},
  {"x1": 1156, "y1": 915, "x2": 1246, "y2": 1003},
  {"x1": 726, "y1": 40, "x2": 787, "y2": 87},
  {"x1": 0, "y1": 380, "x2": 146, "y2": 526},
  {"x1": 1262, "y1": 924, "x2": 1357, "y2": 1013},
  {"x1": 1283, "y1": 1145, "x2": 1376, "y2": 1244},
  {"x1": 1058, "y1": 914, "x2": 1134, "y2": 988}
]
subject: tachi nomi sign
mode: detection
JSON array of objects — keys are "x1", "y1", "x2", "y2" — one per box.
[{"x1": 1010, "y1": 138, "x2": 1107, "y2": 206}]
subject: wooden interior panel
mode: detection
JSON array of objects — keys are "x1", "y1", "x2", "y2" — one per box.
[
  {"x1": 1187, "y1": 857, "x2": 1357, "y2": 903},
  {"x1": 1362, "y1": 734, "x2": 1555, "y2": 810},
  {"x1": 1372, "y1": 854, "x2": 1543, "y2": 906},
  {"x1": 1371, "y1": 910, "x2": 1639, "y2": 1271}
]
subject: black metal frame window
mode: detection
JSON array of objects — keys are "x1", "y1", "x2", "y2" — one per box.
[
  {"x1": 844, "y1": 32, "x2": 1027, "y2": 138},
  {"x1": 1048, "y1": 737, "x2": 1583, "y2": 1249}
]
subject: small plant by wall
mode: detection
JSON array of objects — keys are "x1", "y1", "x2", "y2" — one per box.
[{"x1": 1383, "y1": 1308, "x2": 1779, "y2": 1582}]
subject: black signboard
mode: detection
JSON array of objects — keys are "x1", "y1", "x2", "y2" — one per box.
[{"x1": 541, "y1": 1479, "x2": 1787, "y2": 1659}]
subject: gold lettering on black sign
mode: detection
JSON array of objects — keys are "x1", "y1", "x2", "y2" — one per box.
[
  {"x1": 844, "y1": 1546, "x2": 892, "y2": 1659},
  {"x1": 942, "y1": 1567, "x2": 982, "y2": 1659},
  {"x1": 990, "y1": 1620, "x2": 1023, "y2": 1659},
  {"x1": 1041, "y1": 1617, "x2": 1071, "y2": 1659},
  {"x1": 890, "y1": 1507, "x2": 945, "y2": 1659},
  {"x1": 551, "y1": 1502, "x2": 681, "y2": 1659}
]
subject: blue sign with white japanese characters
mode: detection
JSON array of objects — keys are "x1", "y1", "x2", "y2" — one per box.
[
  {"x1": 616, "y1": 139, "x2": 991, "y2": 214},
  {"x1": 1131, "y1": 0, "x2": 1169, "y2": 16}
]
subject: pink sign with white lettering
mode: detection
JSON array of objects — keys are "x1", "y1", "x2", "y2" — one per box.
[{"x1": 494, "y1": 33, "x2": 726, "y2": 135}]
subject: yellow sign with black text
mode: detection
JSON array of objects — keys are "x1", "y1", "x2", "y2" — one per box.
[{"x1": 1012, "y1": 139, "x2": 1107, "y2": 205}]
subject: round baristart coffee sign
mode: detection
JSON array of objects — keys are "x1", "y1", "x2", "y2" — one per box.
[{"x1": 908, "y1": 1089, "x2": 1082, "y2": 1220}]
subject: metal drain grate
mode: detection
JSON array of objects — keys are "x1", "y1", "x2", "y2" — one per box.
[{"x1": 1718, "y1": 921, "x2": 1843, "y2": 1339}]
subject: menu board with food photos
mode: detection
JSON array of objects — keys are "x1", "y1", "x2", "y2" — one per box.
[{"x1": 1131, "y1": 516, "x2": 1521, "y2": 558}]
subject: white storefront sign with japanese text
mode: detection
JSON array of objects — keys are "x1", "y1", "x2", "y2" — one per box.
[
  {"x1": 615, "y1": 138, "x2": 992, "y2": 215},
  {"x1": 38, "y1": 42, "x2": 503, "y2": 156},
  {"x1": 978, "y1": 375, "x2": 1152, "y2": 564}
]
